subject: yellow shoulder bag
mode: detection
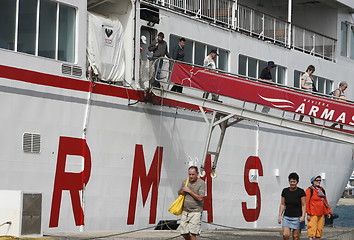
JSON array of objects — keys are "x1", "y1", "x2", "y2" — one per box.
[{"x1": 168, "y1": 178, "x2": 189, "y2": 215}]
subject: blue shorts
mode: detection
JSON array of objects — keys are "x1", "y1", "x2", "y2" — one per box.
[{"x1": 282, "y1": 216, "x2": 305, "y2": 230}]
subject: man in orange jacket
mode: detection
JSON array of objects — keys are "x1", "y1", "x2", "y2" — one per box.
[{"x1": 305, "y1": 175, "x2": 331, "y2": 239}]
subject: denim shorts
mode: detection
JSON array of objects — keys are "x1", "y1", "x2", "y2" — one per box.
[{"x1": 282, "y1": 216, "x2": 305, "y2": 230}]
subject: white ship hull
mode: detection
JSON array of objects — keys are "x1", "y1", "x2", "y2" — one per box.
[
  {"x1": 1, "y1": 0, "x2": 354, "y2": 235},
  {"x1": 0, "y1": 68, "x2": 353, "y2": 232}
]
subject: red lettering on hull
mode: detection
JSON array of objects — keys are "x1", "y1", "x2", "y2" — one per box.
[
  {"x1": 49, "y1": 136, "x2": 92, "y2": 227},
  {"x1": 201, "y1": 155, "x2": 213, "y2": 222},
  {"x1": 242, "y1": 156, "x2": 263, "y2": 222},
  {"x1": 127, "y1": 144, "x2": 163, "y2": 225}
]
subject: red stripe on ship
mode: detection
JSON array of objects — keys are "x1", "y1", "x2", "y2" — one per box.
[{"x1": 0, "y1": 65, "x2": 201, "y2": 111}]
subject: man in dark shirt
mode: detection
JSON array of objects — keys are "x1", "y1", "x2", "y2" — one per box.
[
  {"x1": 171, "y1": 38, "x2": 186, "y2": 93},
  {"x1": 148, "y1": 32, "x2": 171, "y2": 87},
  {"x1": 259, "y1": 61, "x2": 276, "y2": 82},
  {"x1": 259, "y1": 61, "x2": 276, "y2": 113}
]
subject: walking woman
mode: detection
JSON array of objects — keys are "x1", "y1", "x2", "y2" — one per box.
[
  {"x1": 299, "y1": 65, "x2": 315, "y2": 123},
  {"x1": 306, "y1": 175, "x2": 332, "y2": 240},
  {"x1": 278, "y1": 172, "x2": 306, "y2": 240}
]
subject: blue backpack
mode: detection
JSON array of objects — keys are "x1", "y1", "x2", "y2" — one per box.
[{"x1": 329, "y1": 89, "x2": 338, "y2": 95}]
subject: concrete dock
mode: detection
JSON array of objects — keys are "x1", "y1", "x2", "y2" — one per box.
[
  {"x1": 41, "y1": 227, "x2": 354, "y2": 240},
  {"x1": 0, "y1": 226, "x2": 353, "y2": 240},
  {"x1": 2, "y1": 198, "x2": 354, "y2": 240}
]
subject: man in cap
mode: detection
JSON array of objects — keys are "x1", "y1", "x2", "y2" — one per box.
[
  {"x1": 202, "y1": 49, "x2": 221, "y2": 102},
  {"x1": 203, "y1": 49, "x2": 218, "y2": 69},
  {"x1": 148, "y1": 32, "x2": 171, "y2": 87},
  {"x1": 259, "y1": 61, "x2": 276, "y2": 82},
  {"x1": 259, "y1": 61, "x2": 276, "y2": 113}
]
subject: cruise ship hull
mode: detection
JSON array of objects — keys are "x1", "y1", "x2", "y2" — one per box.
[{"x1": 0, "y1": 66, "x2": 353, "y2": 232}]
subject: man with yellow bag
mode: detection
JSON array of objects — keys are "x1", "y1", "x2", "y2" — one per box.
[{"x1": 178, "y1": 166, "x2": 206, "y2": 240}]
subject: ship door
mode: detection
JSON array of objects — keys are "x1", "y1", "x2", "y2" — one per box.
[{"x1": 139, "y1": 27, "x2": 157, "y2": 87}]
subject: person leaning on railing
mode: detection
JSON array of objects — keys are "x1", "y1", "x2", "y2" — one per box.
[
  {"x1": 330, "y1": 81, "x2": 348, "y2": 130},
  {"x1": 148, "y1": 32, "x2": 171, "y2": 88}
]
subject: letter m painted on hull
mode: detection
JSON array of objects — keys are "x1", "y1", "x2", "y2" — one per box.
[{"x1": 127, "y1": 144, "x2": 163, "y2": 225}]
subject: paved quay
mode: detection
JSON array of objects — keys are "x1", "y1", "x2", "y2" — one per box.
[{"x1": 43, "y1": 227, "x2": 354, "y2": 240}]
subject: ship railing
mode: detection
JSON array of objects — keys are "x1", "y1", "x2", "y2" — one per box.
[
  {"x1": 159, "y1": 0, "x2": 233, "y2": 26},
  {"x1": 237, "y1": 4, "x2": 336, "y2": 61},
  {"x1": 149, "y1": 58, "x2": 354, "y2": 137},
  {"x1": 237, "y1": 4, "x2": 289, "y2": 46},
  {"x1": 292, "y1": 25, "x2": 336, "y2": 62},
  {"x1": 145, "y1": 0, "x2": 336, "y2": 61},
  {"x1": 150, "y1": 57, "x2": 353, "y2": 104}
]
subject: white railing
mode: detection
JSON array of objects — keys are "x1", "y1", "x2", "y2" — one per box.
[
  {"x1": 292, "y1": 25, "x2": 336, "y2": 61},
  {"x1": 149, "y1": 0, "x2": 336, "y2": 61},
  {"x1": 237, "y1": 5, "x2": 289, "y2": 46}
]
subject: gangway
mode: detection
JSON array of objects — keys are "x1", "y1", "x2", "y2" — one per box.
[{"x1": 149, "y1": 59, "x2": 354, "y2": 177}]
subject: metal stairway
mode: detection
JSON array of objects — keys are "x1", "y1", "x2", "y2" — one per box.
[
  {"x1": 151, "y1": 88, "x2": 354, "y2": 177},
  {"x1": 148, "y1": 59, "x2": 354, "y2": 177}
]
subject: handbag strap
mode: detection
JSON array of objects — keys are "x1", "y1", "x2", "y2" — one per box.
[{"x1": 185, "y1": 178, "x2": 189, "y2": 187}]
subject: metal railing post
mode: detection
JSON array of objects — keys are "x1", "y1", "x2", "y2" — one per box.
[{"x1": 231, "y1": 1, "x2": 236, "y2": 29}]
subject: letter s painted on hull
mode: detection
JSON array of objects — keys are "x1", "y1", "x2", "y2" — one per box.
[{"x1": 242, "y1": 156, "x2": 263, "y2": 222}]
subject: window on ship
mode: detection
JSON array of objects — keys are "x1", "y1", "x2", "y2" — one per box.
[
  {"x1": 340, "y1": 21, "x2": 354, "y2": 60},
  {"x1": 0, "y1": 0, "x2": 76, "y2": 63},
  {"x1": 169, "y1": 35, "x2": 229, "y2": 72},
  {"x1": 238, "y1": 54, "x2": 286, "y2": 85},
  {"x1": 294, "y1": 70, "x2": 333, "y2": 95}
]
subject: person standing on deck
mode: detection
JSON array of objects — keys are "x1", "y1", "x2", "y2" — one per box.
[
  {"x1": 148, "y1": 32, "x2": 171, "y2": 87},
  {"x1": 259, "y1": 61, "x2": 276, "y2": 113},
  {"x1": 202, "y1": 49, "x2": 221, "y2": 102},
  {"x1": 299, "y1": 65, "x2": 316, "y2": 124},
  {"x1": 171, "y1": 37, "x2": 186, "y2": 93}
]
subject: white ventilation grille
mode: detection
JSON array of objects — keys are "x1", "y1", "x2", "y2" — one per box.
[
  {"x1": 61, "y1": 64, "x2": 82, "y2": 77},
  {"x1": 23, "y1": 133, "x2": 41, "y2": 153}
]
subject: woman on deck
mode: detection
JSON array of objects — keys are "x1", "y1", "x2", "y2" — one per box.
[
  {"x1": 330, "y1": 81, "x2": 348, "y2": 130},
  {"x1": 299, "y1": 65, "x2": 315, "y2": 123},
  {"x1": 278, "y1": 172, "x2": 306, "y2": 240}
]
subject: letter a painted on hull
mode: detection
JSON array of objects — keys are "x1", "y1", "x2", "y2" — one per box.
[
  {"x1": 127, "y1": 144, "x2": 163, "y2": 225},
  {"x1": 242, "y1": 156, "x2": 263, "y2": 222},
  {"x1": 49, "y1": 136, "x2": 92, "y2": 227}
]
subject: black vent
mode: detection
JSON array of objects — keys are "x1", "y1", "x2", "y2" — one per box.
[{"x1": 141, "y1": 4, "x2": 160, "y2": 24}]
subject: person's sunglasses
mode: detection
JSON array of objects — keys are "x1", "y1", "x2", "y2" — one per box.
[{"x1": 315, "y1": 179, "x2": 321, "y2": 182}]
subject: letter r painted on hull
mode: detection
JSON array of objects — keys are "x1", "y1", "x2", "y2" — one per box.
[
  {"x1": 49, "y1": 136, "x2": 92, "y2": 228},
  {"x1": 242, "y1": 156, "x2": 263, "y2": 222},
  {"x1": 127, "y1": 144, "x2": 163, "y2": 225}
]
